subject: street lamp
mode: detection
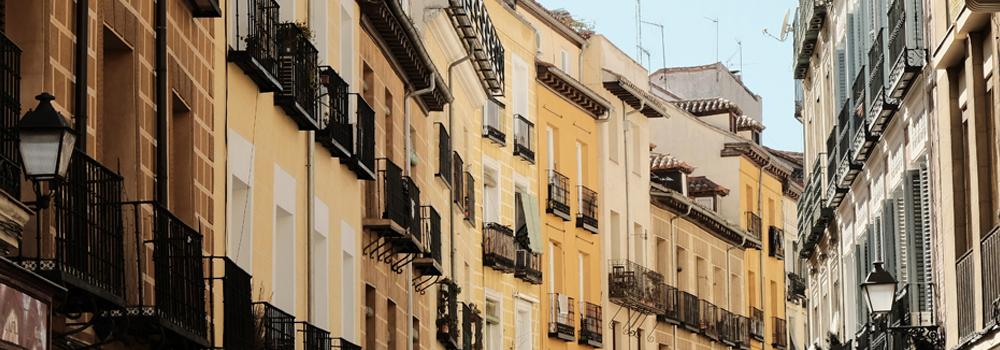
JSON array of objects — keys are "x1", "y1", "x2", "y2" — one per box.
[
  {"x1": 861, "y1": 261, "x2": 898, "y2": 314},
  {"x1": 17, "y1": 92, "x2": 76, "y2": 207}
]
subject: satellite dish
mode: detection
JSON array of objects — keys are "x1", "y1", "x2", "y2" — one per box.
[{"x1": 778, "y1": 9, "x2": 792, "y2": 41}]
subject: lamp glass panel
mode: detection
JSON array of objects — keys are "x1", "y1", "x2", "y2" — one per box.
[
  {"x1": 19, "y1": 131, "x2": 62, "y2": 178},
  {"x1": 864, "y1": 283, "x2": 896, "y2": 313}
]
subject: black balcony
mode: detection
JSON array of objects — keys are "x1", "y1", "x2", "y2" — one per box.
[
  {"x1": 483, "y1": 104, "x2": 506, "y2": 145},
  {"x1": 768, "y1": 226, "x2": 785, "y2": 259},
  {"x1": 513, "y1": 114, "x2": 535, "y2": 163},
  {"x1": 700, "y1": 300, "x2": 720, "y2": 340},
  {"x1": 832, "y1": 103, "x2": 863, "y2": 195},
  {"x1": 387, "y1": 176, "x2": 423, "y2": 254},
  {"x1": 437, "y1": 124, "x2": 452, "y2": 186},
  {"x1": 677, "y1": 291, "x2": 699, "y2": 331},
  {"x1": 867, "y1": 29, "x2": 898, "y2": 135},
  {"x1": 886, "y1": 0, "x2": 926, "y2": 100},
  {"x1": 608, "y1": 259, "x2": 665, "y2": 314},
  {"x1": 984, "y1": 227, "x2": 1000, "y2": 327},
  {"x1": 444, "y1": 0, "x2": 506, "y2": 96},
  {"x1": 659, "y1": 285, "x2": 680, "y2": 324},
  {"x1": 957, "y1": 250, "x2": 975, "y2": 339},
  {"x1": 787, "y1": 273, "x2": 806, "y2": 299},
  {"x1": 437, "y1": 280, "x2": 461, "y2": 350},
  {"x1": 548, "y1": 293, "x2": 576, "y2": 341},
  {"x1": 746, "y1": 212, "x2": 762, "y2": 241},
  {"x1": 302, "y1": 323, "x2": 331, "y2": 350},
  {"x1": 547, "y1": 170, "x2": 571, "y2": 221},
  {"x1": 464, "y1": 171, "x2": 476, "y2": 223},
  {"x1": 186, "y1": 0, "x2": 222, "y2": 17},
  {"x1": 413, "y1": 206, "x2": 444, "y2": 277},
  {"x1": 223, "y1": 258, "x2": 255, "y2": 349},
  {"x1": 16, "y1": 150, "x2": 126, "y2": 311},
  {"x1": 333, "y1": 338, "x2": 362, "y2": 350},
  {"x1": 797, "y1": 160, "x2": 834, "y2": 259},
  {"x1": 229, "y1": 0, "x2": 282, "y2": 92},
  {"x1": 750, "y1": 307, "x2": 764, "y2": 341},
  {"x1": 719, "y1": 309, "x2": 738, "y2": 347},
  {"x1": 453, "y1": 152, "x2": 465, "y2": 207},
  {"x1": 576, "y1": 185, "x2": 598, "y2": 233},
  {"x1": 349, "y1": 96, "x2": 376, "y2": 180},
  {"x1": 515, "y1": 249, "x2": 543, "y2": 284},
  {"x1": 274, "y1": 23, "x2": 320, "y2": 130},
  {"x1": 319, "y1": 66, "x2": 352, "y2": 158},
  {"x1": 792, "y1": 0, "x2": 831, "y2": 79},
  {"x1": 254, "y1": 301, "x2": 296, "y2": 350},
  {"x1": 772, "y1": 317, "x2": 788, "y2": 349},
  {"x1": 364, "y1": 158, "x2": 412, "y2": 236},
  {"x1": 483, "y1": 222, "x2": 516, "y2": 272},
  {"x1": 461, "y1": 302, "x2": 484, "y2": 350},
  {"x1": 736, "y1": 315, "x2": 751, "y2": 349},
  {"x1": 579, "y1": 302, "x2": 602, "y2": 347},
  {"x1": 0, "y1": 31, "x2": 20, "y2": 198}
]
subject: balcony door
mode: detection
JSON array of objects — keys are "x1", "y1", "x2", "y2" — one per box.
[{"x1": 515, "y1": 299, "x2": 533, "y2": 350}]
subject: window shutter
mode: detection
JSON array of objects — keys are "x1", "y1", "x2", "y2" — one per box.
[
  {"x1": 905, "y1": 167, "x2": 934, "y2": 314},
  {"x1": 856, "y1": 241, "x2": 868, "y2": 327},
  {"x1": 836, "y1": 48, "x2": 849, "y2": 108},
  {"x1": 881, "y1": 200, "x2": 898, "y2": 277},
  {"x1": 893, "y1": 195, "x2": 909, "y2": 283}
]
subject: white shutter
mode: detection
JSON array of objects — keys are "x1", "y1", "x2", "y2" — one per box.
[
  {"x1": 905, "y1": 167, "x2": 933, "y2": 315},
  {"x1": 836, "y1": 48, "x2": 849, "y2": 108}
]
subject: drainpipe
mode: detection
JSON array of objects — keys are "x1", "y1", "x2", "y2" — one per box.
[
  {"x1": 307, "y1": 130, "x2": 315, "y2": 322},
  {"x1": 155, "y1": 0, "x2": 167, "y2": 205},
  {"x1": 757, "y1": 157, "x2": 769, "y2": 320},
  {"x1": 446, "y1": 55, "x2": 470, "y2": 280},
  {"x1": 403, "y1": 74, "x2": 437, "y2": 350},
  {"x1": 74, "y1": 0, "x2": 89, "y2": 149}
]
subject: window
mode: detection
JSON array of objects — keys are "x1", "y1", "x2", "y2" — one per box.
[
  {"x1": 274, "y1": 206, "x2": 295, "y2": 311},
  {"x1": 515, "y1": 300, "x2": 533, "y2": 350},
  {"x1": 676, "y1": 247, "x2": 688, "y2": 290},
  {"x1": 388, "y1": 300, "x2": 398, "y2": 350},
  {"x1": 485, "y1": 298, "x2": 502, "y2": 350},
  {"x1": 169, "y1": 95, "x2": 195, "y2": 224},
  {"x1": 311, "y1": 199, "x2": 330, "y2": 328},
  {"x1": 365, "y1": 285, "x2": 377, "y2": 350},
  {"x1": 340, "y1": 5, "x2": 355, "y2": 83},
  {"x1": 513, "y1": 56, "x2": 529, "y2": 118},
  {"x1": 362, "y1": 63, "x2": 374, "y2": 104},
  {"x1": 696, "y1": 257, "x2": 708, "y2": 297},
  {"x1": 342, "y1": 246, "x2": 356, "y2": 341},
  {"x1": 384, "y1": 89, "x2": 395, "y2": 161},
  {"x1": 748, "y1": 271, "x2": 757, "y2": 308},
  {"x1": 549, "y1": 242, "x2": 563, "y2": 293},
  {"x1": 656, "y1": 238, "x2": 669, "y2": 278},
  {"x1": 484, "y1": 165, "x2": 500, "y2": 223},
  {"x1": 559, "y1": 49, "x2": 570, "y2": 73},
  {"x1": 630, "y1": 122, "x2": 641, "y2": 174},
  {"x1": 609, "y1": 118, "x2": 620, "y2": 162},
  {"x1": 610, "y1": 211, "x2": 621, "y2": 260},
  {"x1": 412, "y1": 317, "x2": 420, "y2": 350},
  {"x1": 546, "y1": 126, "x2": 557, "y2": 171},
  {"x1": 578, "y1": 253, "x2": 587, "y2": 303},
  {"x1": 633, "y1": 223, "x2": 645, "y2": 263},
  {"x1": 713, "y1": 267, "x2": 725, "y2": 304},
  {"x1": 229, "y1": 175, "x2": 253, "y2": 271}
]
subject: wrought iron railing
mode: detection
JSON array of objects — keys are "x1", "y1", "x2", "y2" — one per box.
[
  {"x1": 788, "y1": 273, "x2": 806, "y2": 299},
  {"x1": 660, "y1": 284, "x2": 680, "y2": 323},
  {"x1": 275, "y1": 23, "x2": 320, "y2": 130},
  {"x1": 302, "y1": 323, "x2": 331, "y2": 350},
  {"x1": 0, "y1": 31, "x2": 19, "y2": 197},
  {"x1": 365, "y1": 158, "x2": 411, "y2": 232},
  {"x1": 772, "y1": 317, "x2": 787, "y2": 349},
  {"x1": 253, "y1": 301, "x2": 296, "y2": 350},
  {"x1": 576, "y1": 185, "x2": 598, "y2": 233},
  {"x1": 437, "y1": 124, "x2": 452, "y2": 185},
  {"x1": 769, "y1": 226, "x2": 785, "y2": 259},
  {"x1": 719, "y1": 309, "x2": 738, "y2": 346},
  {"x1": 229, "y1": 0, "x2": 282, "y2": 91},
  {"x1": 852, "y1": 65, "x2": 867, "y2": 111},
  {"x1": 608, "y1": 259, "x2": 665, "y2": 314},
  {"x1": 333, "y1": 338, "x2": 362, "y2": 350},
  {"x1": 352, "y1": 95, "x2": 376, "y2": 180},
  {"x1": 414, "y1": 206, "x2": 443, "y2": 276},
  {"x1": 735, "y1": 315, "x2": 751, "y2": 349},
  {"x1": 579, "y1": 301, "x2": 602, "y2": 346},
  {"x1": 868, "y1": 29, "x2": 886, "y2": 108},
  {"x1": 461, "y1": 303, "x2": 483, "y2": 350},
  {"x1": 483, "y1": 222, "x2": 516, "y2": 272},
  {"x1": 464, "y1": 171, "x2": 475, "y2": 223},
  {"x1": 701, "y1": 300, "x2": 719, "y2": 339},
  {"x1": 548, "y1": 293, "x2": 575, "y2": 340},
  {"x1": 746, "y1": 212, "x2": 762, "y2": 241},
  {"x1": 223, "y1": 258, "x2": 254, "y2": 349},
  {"x1": 957, "y1": 250, "x2": 975, "y2": 339},
  {"x1": 750, "y1": 307, "x2": 765, "y2": 341},
  {"x1": 319, "y1": 67, "x2": 351, "y2": 159},
  {"x1": 483, "y1": 104, "x2": 505, "y2": 144},
  {"x1": 513, "y1": 114, "x2": 534, "y2": 162},
  {"x1": 445, "y1": 0, "x2": 506, "y2": 96},
  {"x1": 453, "y1": 152, "x2": 465, "y2": 207},
  {"x1": 437, "y1": 280, "x2": 461, "y2": 349},
  {"x1": 515, "y1": 249, "x2": 542, "y2": 284},
  {"x1": 984, "y1": 227, "x2": 1000, "y2": 326},
  {"x1": 547, "y1": 170, "x2": 570, "y2": 220},
  {"x1": 678, "y1": 291, "x2": 699, "y2": 328}
]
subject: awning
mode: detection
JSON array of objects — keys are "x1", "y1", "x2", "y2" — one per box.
[{"x1": 601, "y1": 70, "x2": 669, "y2": 118}]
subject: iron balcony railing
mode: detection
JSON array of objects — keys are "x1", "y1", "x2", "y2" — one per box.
[
  {"x1": 853, "y1": 65, "x2": 867, "y2": 112},
  {"x1": 365, "y1": 158, "x2": 412, "y2": 234},
  {"x1": 957, "y1": 250, "x2": 975, "y2": 339},
  {"x1": 483, "y1": 105, "x2": 505, "y2": 145},
  {"x1": 548, "y1": 293, "x2": 576, "y2": 340},
  {"x1": 513, "y1": 114, "x2": 534, "y2": 162},
  {"x1": 856, "y1": 323, "x2": 871, "y2": 350},
  {"x1": 387, "y1": 176, "x2": 423, "y2": 254},
  {"x1": 319, "y1": 66, "x2": 351, "y2": 159},
  {"x1": 350, "y1": 95, "x2": 376, "y2": 180},
  {"x1": 445, "y1": 0, "x2": 506, "y2": 96},
  {"x1": 769, "y1": 226, "x2": 785, "y2": 259},
  {"x1": 984, "y1": 227, "x2": 1000, "y2": 326},
  {"x1": 792, "y1": 0, "x2": 831, "y2": 78},
  {"x1": 515, "y1": 249, "x2": 543, "y2": 284},
  {"x1": 229, "y1": 0, "x2": 282, "y2": 92},
  {"x1": 275, "y1": 23, "x2": 320, "y2": 130},
  {"x1": 868, "y1": 28, "x2": 898, "y2": 135},
  {"x1": 788, "y1": 273, "x2": 806, "y2": 299},
  {"x1": 547, "y1": 170, "x2": 571, "y2": 221},
  {"x1": 736, "y1": 315, "x2": 751, "y2": 349},
  {"x1": 719, "y1": 309, "x2": 738, "y2": 346},
  {"x1": 746, "y1": 212, "x2": 762, "y2": 241},
  {"x1": 437, "y1": 124, "x2": 452, "y2": 186},
  {"x1": 660, "y1": 285, "x2": 680, "y2": 324},
  {"x1": 772, "y1": 317, "x2": 788, "y2": 349},
  {"x1": 464, "y1": 171, "x2": 476, "y2": 223},
  {"x1": 414, "y1": 206, "x2": 444, "y2": 277},
  {"x1": 453, "y1": 152, "x2": 465, "y2": 207},
  {"x1": 333, "y1": 338, "x2": 362, "y2": 350},
  {"x1": 576, "y1": 185, "x2": 598, "y2": 233},
  {"x1": 579, "y1": 302, "x2": 602, "y2": 347},
  {"x1": 302, "y1": 323, "x2": 331, "y2": 350},
  {"x1": 253, "y1": 301, "x2": 296, "y2": 350},
  {"x1": 461, "y1": 302, "x2": 483, "y2": 350},
  {"x1": 437, "y1": 280, "x2": 461, "y2": 350},
  {"x1": 678, "y1": 291, "x2": 699, "y2": 330},
  {"x1": 223, "y1": 258, "x2": 255, "y2": 349},
  {"x1": 0, "y1": 31, "x2": 19, "y2": 197},
  {"x1": 886, "y1": 0, "x2": 926, "y2": 99},
  {"x1": 608, "y1": 259, "x2": 665, "y2": 314},
  {"x1": 750, "y1": 307, "x2": 765, "y2": 341},
  {"x1": 483, "y1": 222, "x2": 516, "y2": 272},
  {"x1": 700, "y1": 300, "x2": 720, "y2": 340},
  {"x1": 16, "y1": 150, "x2": 126, "y2": 309}
]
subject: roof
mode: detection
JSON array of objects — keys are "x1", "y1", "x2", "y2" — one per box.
[
  {"x1": 735, "y1": 115, "x2": 765, "y2": 131},
  {"x1": 672, "y1": 97, "x2": 744, "y2": 117},
  {"x1": 602, "y1": 70, "x2": 669, "y2": 118},
  {"x1": 536, "y1": 61, "x2": 611, "y2": 118},
  {"x1": 650, "y1": 153, "x2": 695, "y2": 174},
  {"x1": 516, "y1": 0, "x2": 589, "y2": 45},
  {"x1": 651, "y1": 184, "x2": 757, "y2": 248},
  {"x1": 765, "y1": 147, "x2": 804, "y2": 168},
  {"x1": 652, "y1": 62, "x2": 761, "y2": 102},
  {"x1": 688, "y1": 176, "x2": 730, "y2": 197}
]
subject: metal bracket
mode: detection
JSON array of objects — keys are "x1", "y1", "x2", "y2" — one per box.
[{"x1": 413, "y1": 275, "x2": 443, "y2": 294}]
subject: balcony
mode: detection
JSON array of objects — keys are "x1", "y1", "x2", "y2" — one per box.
[
  {"x1": 772, "y1": 317, "x2": 788, "y2": 349},
  {"x1": 792, "y1": 0, "x2": 831, "y2": 79},
  {"x1": 186, "y1": 0, "x2": 222, "y2": 17},
  {"x1": 957, "y1": 250, "x2": 975, "y2": 339},
  {"x1": 483, "y1": 222, "x2": 516, "y2": 272},
  {"x1": 274, "y1": 23, "x2": 320, "y2": 130},
  {"x1": 513, "y1": 114, "x2": 535, "y2": 162},
  {"x1": 608, "y1": 259, "x2": 665, "y2": 314},
  {"x1": 483, "y1": 101, "x2": 506, "y2": 145},
  {"x1": 579, "y1": 302, "x2": 603, "y2": 347},
  {"x1": 678, "y1": 291, "x2": 700, "y2": 331},
  {"x1": 364, "y1": 159, "x2": 413, "y2": 237},
  {"x1": 386, "y1": 176, "x2": 424, "y2": 254},
  {"x1": 659, "y1": 285, "x2": 680, "y2": 324},
  {"x1": 700, "y1": 300, "x2": 720, "y2": 340},
  {"x1": 515, "y1": 249, "x2": 543, "y2": 284},
  {"x1": 302, "y1": 323, "x2": 332, "y2": 350},
  {"x1": 719, "y1": 309, "x2": 738, "y2": 347},
  {"x1": 453, "y1": 152, "x2": 465, "y2": 208},
  {"x1": 461, "y1": 303, "x2": 484, "y2": 350},
  {"x1": 886, "y1": 0, "x2": 926, "y2": 100},
  {"x1": 984, "y1": 227, "x2": 1000, "y2": 326},
  {"x1": 547, "y1": 170, "x2": 571, "y2": 221},
  {"x1": 831, "y1": 107, "x2": 863, "y2": 202},
  {"x1": 548, "y1": 293, "x2": 576, "y2": 341},
  {"x1": 787, "y1": 273, "x2": 806, "y2": 299},
  {"x1": 437, "y1": 280, "x2": 461, "y2": 350},
  {"x1": 750, "y1": 307, "x2": 765, "y2": 341},
  {"x1": 0, "y1": 31, "x2": 19, "y2": 198},
  {"x1": 333, "y1": 338, "x2": 362, "y2": 350},
  {"x1": 464, "y1": 171, "x2": 476, "y2": 223},
  {"x1": 319, "y1": 67, "x2": 351, "y2": 158},
  {"x1": 867, "y1": 29, "x2": 898, "y2": 135},
  {"x1": 444, "y1": 0, "x2": 506, "y2": 96},
  {"x1": 736, "y1": 315, "x2": 751, "y2": 349},
  {"x1": 222, "y1": 258, "x2": 255, "y2": 349},
  {"x1": 16, "y1": 150, "x2": 126, "y2": 310},
  {"x1": 746, "y1": 212, "x2": 762, "y2": 241},
  {"x1": 768, "y1": 226, "x2": 785, "y2": 259},
  {"x1": 413, "y1": 206, "x2": 445, "y2": 277},
  {"x1": 254, "y1": 301, "x2": 296, "y2": 350},
  {"x1": 437, "y1": 124, "x2": 452, "y2": 186},
  {"x1": 797, "y1": 159, "x2": 834, "y2": 259},
  {"x1": 228, "y1": 0, "x2": 282, "y2": 92},
  {"x1": 576, "y1": 185, "x2": 598, "y2": 233},
  {"x1": 348, "y1": 96, "x2": 376, "y2": 180}
]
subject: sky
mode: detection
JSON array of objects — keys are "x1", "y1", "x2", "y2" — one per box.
[{"x1": 537, "y1": 0, "x2": 804, "y2": 152}]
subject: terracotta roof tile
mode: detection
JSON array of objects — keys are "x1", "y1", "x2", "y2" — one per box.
[
  {"x1": 650, "y1": 153, "x2": 695, "y2": 174},
  {"x1": 672, "y1": 97, "x2": 743, "y2": 117},
  {"x1": 687, "y1": 176, "x2": 730, "y2": 196}
]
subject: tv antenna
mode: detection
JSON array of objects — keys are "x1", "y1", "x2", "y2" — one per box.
[
  {"x1": 763, "y1": 9, "x2": 793, "y2": 42},
  {"x1": 704, "y1": 16, "x2": 720, "y2": 63}
]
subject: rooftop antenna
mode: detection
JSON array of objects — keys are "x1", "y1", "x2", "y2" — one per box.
[
  {"x1": 736, "y1": 40, "x2": 743, "y2": 73},
  {"x1": 704, "y1": 16, "x2": 720, "y2": 63},
  {"x1": 641, "y1": 20, "x2": 666, "y2": 69},
  {"x1": 763, "y1": 9, "x2": 793, "y2": 42}
]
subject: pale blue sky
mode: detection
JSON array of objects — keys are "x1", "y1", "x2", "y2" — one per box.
[{"x1": 537, "y1": 0, "x2": 803, "y2": 152}]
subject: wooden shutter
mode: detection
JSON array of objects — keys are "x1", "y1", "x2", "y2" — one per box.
[
  {"x1": 905, "y1": 168, "x2": 934, "y2": 314},
  {"x1": 881, "y1": 199, "x2": 898, "y2": 277},
  {"x1": 837, "y1": 48, "x2": 849, "y2": 108}
]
